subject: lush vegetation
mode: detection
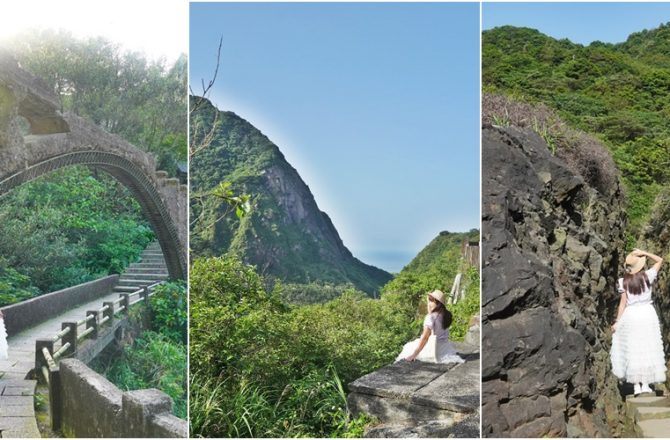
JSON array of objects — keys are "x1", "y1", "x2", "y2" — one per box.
[
  {"x1": 483, "y1": 24, "x2": 670, "y2": 239},
  {"x1": 6, "y1": 29, "x2": 187, "y2": 174},
  {"x1": 190, "y1": 230, "x2": 479, "y2": 437},
  {"x1": 91, "y1": 282, "x2": 187, "y2": 419},
  {"x1": 0, "y1": 32, "x2": 187, "y2": 304},
  {"x1": 0, "y1": 166, "x2": 153, "y2": 306},
  {"x1": 189, "y1": 98, "x2": 392, "y2": 294}
]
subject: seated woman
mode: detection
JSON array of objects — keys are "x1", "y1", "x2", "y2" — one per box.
[{"x1": 395, "y1": 290, "x2": 464, "y2": 364}]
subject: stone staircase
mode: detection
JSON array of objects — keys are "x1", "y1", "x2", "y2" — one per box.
[
  {"x1": 626, "y1": 389, "x2": 670, "y2": 437},
  {"x1": 347, "y1": 341, "x2": 480, "y2": 438},
  {"x1": 113, "y1": 242, "x2": 169, "y2": 294}
]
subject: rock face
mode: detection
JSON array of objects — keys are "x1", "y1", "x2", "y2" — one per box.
[
  {"x1": 482, "y1": 125, "x2": 628, "y2": 437},
  {"x1": 190, "y1": 97, "x2": 392, "y2": 294},
  {"x1": 640, "y1": 188, "x2": 670, "y2": 380}
]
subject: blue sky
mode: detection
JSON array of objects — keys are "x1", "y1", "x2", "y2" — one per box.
[
  {"x1": 484, "y1": 2, "x2": 670, "y2": 45},
  {"x1": 190, "y1": 3, "x2": 480, "y2": 273}
]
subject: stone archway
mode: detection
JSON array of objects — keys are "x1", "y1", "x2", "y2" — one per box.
[{"x1": 0, "y1": 53, "x2": 187, "y2": 279}]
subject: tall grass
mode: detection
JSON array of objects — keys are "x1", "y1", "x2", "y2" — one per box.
[{"x1": 189, "y1": 365, "x2": 374, "y2": 438}]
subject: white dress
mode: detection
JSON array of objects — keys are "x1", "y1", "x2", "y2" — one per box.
[
  {"x1": 610, "y1": 268, "x2": 666, "y2": 384},
  {"x1": 0, "y1": 317, "x2": 7, "y2": 360},
  {"x1": 395, "y1": 312, "x2": 465, "y2": 364}
]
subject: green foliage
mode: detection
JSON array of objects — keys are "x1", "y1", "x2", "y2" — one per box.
[
  {"x1": 0, "y1": 259, "x2": 40, "y2": 306},
  {"x1": 5, "y1": 29, "x2": 187, "y2": 173},
  {"x1": 190, "y1": 230, "x2": 479, "y2": 437},
  {"x1": 483, "y1": 24, "x2": 670, "y2": 238},
  {"x1": 0, "y1": 167, "x2": 153, "y2": 305},
  {"x1": 97, "y1": 331, "x2": 187, "y2": 419},
  {"x1": 280, "y1": 281, "x2": 360, "y2": 305},
  {"x1": 92, "y1": 283, "x2": 187, "y2": 420},
  {"x1": 382, "y1": 229, "x2": 480, "y2": 315},
  {"x1": 190, "y1": 255, "x2": 417, "y2": 437},
  {"x1": 190, "y1": 368, "x2": 375, "y2": 438},
  {"x1": 150, "y1": 282, "x2": 187, "y2": 344}
]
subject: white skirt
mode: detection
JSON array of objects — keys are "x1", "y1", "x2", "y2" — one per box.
[
  {"x1": 0, "y1": 318, "x2": 7, "y2": 360},
  {"x1": 395, "y1": 335, "x2": 465, "y2": 364},
  {"x1": 611, "y1": 303, "x2": 666, "y2": 384}
]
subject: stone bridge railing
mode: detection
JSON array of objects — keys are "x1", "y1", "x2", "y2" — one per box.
[{"x1": 35, "y1": 282, "x2": 186, "y2": 437}]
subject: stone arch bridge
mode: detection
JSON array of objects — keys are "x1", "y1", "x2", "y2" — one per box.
[{"x1": 0, "y1": 53, "x2": 187, "y2": 279}]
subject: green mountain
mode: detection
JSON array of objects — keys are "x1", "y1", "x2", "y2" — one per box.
[
  {"x1": 403, "y1": 229, "x2": 479, "y2": 276},
  {"x1": 483, "y1": 24, "x2": 670, "y2": 238},
  {"x1": 383, "y1": 229, "x2": 479, "y2": 302},
  {"x1": 190, "y1": 97, "x2": 392, "y2": 294}
]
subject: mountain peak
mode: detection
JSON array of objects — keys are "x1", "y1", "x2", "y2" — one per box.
[{"x1": 190, "y1": 97, "x2": 392, "y2": 294}]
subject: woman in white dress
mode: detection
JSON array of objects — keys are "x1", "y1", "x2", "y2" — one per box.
[
  {"x1": 610, "y1": 249, "x2": 666, "y2": 395},
  {"x1": 395, "y1": 290, "x2": 464, "y2": 364},
  {"x1": 0, "y1": 310, "x2": 8, "y2": 360}
]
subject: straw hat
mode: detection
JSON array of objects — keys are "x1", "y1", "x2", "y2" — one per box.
[
  {"x1": 428, "y1": 290, "x2": 446, "y2": 306},
  {"x1": 625, "y1": 252, "x2": 646, "y2": 275}
]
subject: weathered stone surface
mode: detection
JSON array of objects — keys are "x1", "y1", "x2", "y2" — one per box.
[
  {"x1": 150, "y1": 412, "x2": 188, "y2": 438},
  {"x1": 348, "y1": 337, "x2": 479, "y2": 437},
  {"x1": 122, "y1": 389, "x2": 172, "y2": 436},
  {"x1": 60, "y1": 359, "x2": 123, "y2": 438},
  {"x1": 482, "y1": 125, "x2": 628, "y2": 437},
  {"x1": 59, "y1": 359, "x2": 186, "y2": 438},
  {"x1": 0, "y1": 379, "x2": 40, "y2": 438},
  {"x1": 365, "y1": 415, "x2": 479, "y2": 438},
  {"x1": 638, "y1": 418, "x2": 670, "y2": 438}
]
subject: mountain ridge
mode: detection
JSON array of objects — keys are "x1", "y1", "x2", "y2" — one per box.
[{"x1": 190, "y1": 97, "x2": 392, "y2": 294}]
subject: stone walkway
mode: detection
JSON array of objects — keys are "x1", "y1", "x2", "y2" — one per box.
[
  {"x1": 0, "y1": 379, "x2": 39, "y2": 438},
  {"x1": 347, "y1": 341, "x2": 480, "y2": 438}
]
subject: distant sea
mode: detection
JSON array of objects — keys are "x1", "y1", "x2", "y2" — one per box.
[{"x1": 355, "y1": 250, "x2": 416, "y2": 274}]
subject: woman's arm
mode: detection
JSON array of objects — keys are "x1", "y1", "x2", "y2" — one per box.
[
  {"x1": 612, "y1": 290, "x2": 627, "y2": 333},
  {"x1": 406, "y1": 327, "x2": 432, "y2": 362},
  {"x1": 633, "y1": 248, "x2": 663, "y2": 273}
]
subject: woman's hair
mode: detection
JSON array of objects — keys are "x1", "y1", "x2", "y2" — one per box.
[
  {"x1": 432, "y1": 301, "x2": 453, "y2": 329},
  {"x1": 623, "y1": 271, "x2": 650, "y2": 296}
]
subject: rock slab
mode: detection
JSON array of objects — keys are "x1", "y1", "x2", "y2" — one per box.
[{"x1": 348, "y1": 342, "x2": 479, "y2": 437}]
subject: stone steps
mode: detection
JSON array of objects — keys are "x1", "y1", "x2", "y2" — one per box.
[
  {"x1": 347, "y1": 342, "x2": 480, "y2": 437},
  {"x1": 117, "y1": 278, "x2": 166, "y2": 286},
  {"x1": 120, "y1": 273, "x2": 168, "y2": 281},
  {"x1": 111, "y1": 242, "x2": 169, "y2": 293},
  {"x1": 626, "y1": 391, "x2": 670, "y2": 437}
]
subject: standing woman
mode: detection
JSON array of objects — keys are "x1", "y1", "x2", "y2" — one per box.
[
  {"x1": 611, "y1": 249, "x2": 666, "y2": 395},
  {"x1": 0, "y1": 310, "x2": 7, "y2": 360}
]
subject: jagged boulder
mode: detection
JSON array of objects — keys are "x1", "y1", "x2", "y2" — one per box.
[{"x1": 482, "y1": 125, "x2": 628, "y2": 437}]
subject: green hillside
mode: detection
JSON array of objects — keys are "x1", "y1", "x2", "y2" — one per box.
[
  {"x1": 483, "y1": 24, "x2": 670, "y2": 238},
  {"x1": 189, "y1": 97, "x2": 392, "y2": 294}
]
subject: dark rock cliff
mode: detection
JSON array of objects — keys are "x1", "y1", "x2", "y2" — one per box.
[
  {"x1": 482, "y1": 125, "x2": 628, "y2": 437},
  {"x1": 640, "y1": 190, "x2": 670, "y2": 380}
]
